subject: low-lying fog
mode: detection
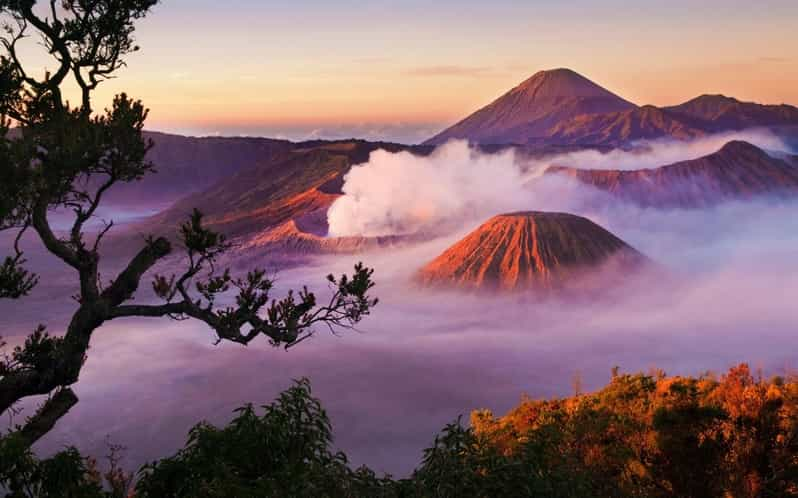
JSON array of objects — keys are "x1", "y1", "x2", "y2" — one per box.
[{"x1": 3, "y1": 134, "x2": 798, "y2": 477}]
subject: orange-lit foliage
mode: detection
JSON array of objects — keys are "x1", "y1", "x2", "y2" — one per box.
[{"x1": 471, "y1": 364, "x2": 798, "y2": 498}]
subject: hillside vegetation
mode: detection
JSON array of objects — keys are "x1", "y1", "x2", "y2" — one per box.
[
  {"x1": 5, "y1": 364, "x2": 797, "y2": 497},
  {"x1": 468, "y1": 363, "x2": 798, "y2": 497}
]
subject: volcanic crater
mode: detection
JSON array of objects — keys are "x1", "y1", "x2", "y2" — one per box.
[{"x1": 417, "y1": 211, "x2": 648, "y2": 292}]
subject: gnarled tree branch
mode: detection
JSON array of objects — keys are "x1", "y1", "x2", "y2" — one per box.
[
  {"x1": 17, "y1": 388, "x2": 78, "y2": 448},
  {"x1": 0, "y1": 1, "x2": 378, "y2": 461}
]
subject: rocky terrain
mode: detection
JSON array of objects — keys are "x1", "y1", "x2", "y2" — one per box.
[
  {"x1": 108, "y1": 70, "x2": 798, "y2": 266},
  {"x1": 103, "y1": 132, "x2": 294, "y2": 205},
  {"x1": 664, "y1": 94, "x2": 798, "y2": 131},
  {"x1": 544, "y1": 105, "x2": 708, "y2": 146},
  {"x1": 547, "y1": 141, "x2": 798, "y2": 208},
  {"x1": 425, "y1": 69, "x2": 798, "y2": 146},
  {"x1": 417, "y1": 211, "x2": 647, "y2": 291},
  {"x1": 424, "y1": 68, "x2": 635, "y2": 146}
]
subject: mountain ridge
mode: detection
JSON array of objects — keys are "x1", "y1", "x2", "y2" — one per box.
[
  {"x1": 546, "y1": 140, "x2": 798, "y2": 208},
  {"x1": 425, "y1": 69, "x2": 798, "y2": 146}
]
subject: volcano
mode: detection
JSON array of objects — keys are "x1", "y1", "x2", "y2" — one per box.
[
  {"x1": 424, "y1": 68, "x2": 636, "y2": 145},
  {"x1": 137, "y1": 140, "x2": 413, "y2": 240},
  {"x1": 238, "y1": 219, "x2": 417, "y2": 264},
  {"x1": 547, "y1": 141, "x2": 798, "y2": 208},
  {"x1": 424, "y1": 70, "x2": 798, "y2": 147},
  {"x1": 417, "y1": 212, "x2": 646, "y2": 291}
]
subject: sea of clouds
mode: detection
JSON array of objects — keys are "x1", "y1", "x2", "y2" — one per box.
[{"x1": 3, "y1": 130, "x2": 798, "y2": 476}]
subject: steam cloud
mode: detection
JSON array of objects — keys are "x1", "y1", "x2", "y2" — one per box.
[
  {"x1": 327, "y1": 143, "x2": 529, "y2": 237},
  {"x1": 4, "y1": 129, "x2": 798, "y2": 477},
  {"x1": 327, "y1": 130, "x2": 792, "y2": 237}
]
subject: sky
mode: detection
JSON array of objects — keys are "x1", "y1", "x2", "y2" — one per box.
[{"x1": 12, "y1": 0, "x2": 798, "y2": 143}]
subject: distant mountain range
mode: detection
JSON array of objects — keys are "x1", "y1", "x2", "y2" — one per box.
[
  {"x1": 114, "y1": 69, "x2": 797, "y2": 210},
  {"x1": 107, "y1": 68, "x2": 798, "y2": 268},
  {"x1": 138, "y1": 141, "x2": 412, "y2": 242},
  {"x1": 417, "y1": 211, "x2": 647, "y2": 292},
  {"x1": 112, "y1": 136, "x2": 796, "y2": 269},
  {"x1": 105, "y1": 132, "x2": 294, "y2": 204},
  {"x1": 547, "y1": 141, "x2": 798, "y2": 208},
  {"x1": 425, "y1": 69, "x2": 798, "y2": 146}
]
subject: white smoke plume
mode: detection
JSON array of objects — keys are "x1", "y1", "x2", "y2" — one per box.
[
  {"x1": 327, "y1": 130, "x2": 793, "y2": 237},
  {"x1": 327, "y1": 142, "x2": 530, "y2": 237}
]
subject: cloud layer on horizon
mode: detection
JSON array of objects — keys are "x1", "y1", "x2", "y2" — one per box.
[
  {"x1": 8, "y1": 192, "x2": 798, "y2": 478},
  {"x1": 328, "y1": 130, "x2": 793, "y2": 238}
]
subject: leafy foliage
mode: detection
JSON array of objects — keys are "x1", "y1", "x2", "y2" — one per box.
[
  {"x1": 0, "y1": 255, "x2": 37, "y2": 299},
  {"x1": 135, "y1": 379, "x2": 396, "y2": 498},
  {"x1": 0, "y1": 441, "x2": 106, "y2": 498},
  {"x1": 1, "y1": 326, "x2": 63, "y2": 375},
  {"x1": 3, "y1": 367, "x2": 798, "y2": 496},
  {"x1": 0, "y1": 434, "x2": 135, "y2": 498},
  {"x1": 472, "y1": 364, "x2": 798, "y2": 497}
]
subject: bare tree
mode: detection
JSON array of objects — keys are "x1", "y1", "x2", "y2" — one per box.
[{"x1": 0, "y1": 0, "x2": 377, "y2": 451}]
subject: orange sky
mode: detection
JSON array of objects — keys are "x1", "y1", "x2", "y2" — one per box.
[{"x1": 15, "y1": 0, "x2": 798, "y2": 142}]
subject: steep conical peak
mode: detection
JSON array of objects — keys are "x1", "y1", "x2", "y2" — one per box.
[
  {"x1": 417, "y1": 211, "x2": 646, "y2": 291},
  {"x1": 423, "y1": 69, "x2": 636, "y2": 145},
  {"x1": 512, "y1": 68, "x2": 628, "y2": 100}
]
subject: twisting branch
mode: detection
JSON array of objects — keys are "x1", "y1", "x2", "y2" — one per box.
[
  {"x1": 123, "y1": 210, "x2": 378, "y2": 347},
  {"x1": 69, "y1": 174, "x2": 116, "y2": 251},
  {"x1": 92, "y1": 219, "x2": 114, "y2": 252},
  {"x1": 0, "y1": 0, "x2": 161, "y2": 451},
  {"x1": 101, "y1": 236, "x2": 172, "y2": 306},
  {"x1": 30, "y1": 201, "x2": 80, "y2": 270},
  {"x1": 17, "y1": 388, "x2": 79, "y2": 448},
  {"x1": 0, "y1": 0, "x2": 378, "y2": 462},
  {"x1": 0, "y1": 15, "x2": 35, "y2": 92}
]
